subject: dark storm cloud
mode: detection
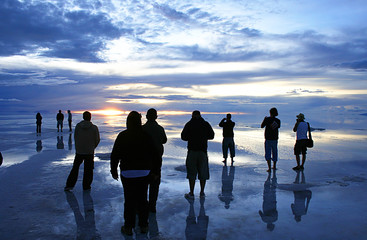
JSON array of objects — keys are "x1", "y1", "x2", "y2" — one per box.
[{"x1": 0, "y1": 0, "x2": 126, "y2": 62}]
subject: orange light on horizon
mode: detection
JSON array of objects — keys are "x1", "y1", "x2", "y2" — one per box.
[
  {"x1": 73, "y1": 109, "x2": 247, "y2": 116},
  {"x1": 74, "y1": 109, "x2": 128, "y2": 116}
]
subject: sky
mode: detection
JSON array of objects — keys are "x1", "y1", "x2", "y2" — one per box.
[{"x1": 0, "y1": 0, "x2": 367, "y2": 125}]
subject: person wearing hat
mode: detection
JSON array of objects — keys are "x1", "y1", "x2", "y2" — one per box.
[{"x1": 292, "y1": 113, "x2": 310, "y2": 170}]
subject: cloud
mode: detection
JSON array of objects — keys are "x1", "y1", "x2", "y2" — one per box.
[{"x1": 0, "y1": 0, "x2": 125, "y2": 62}]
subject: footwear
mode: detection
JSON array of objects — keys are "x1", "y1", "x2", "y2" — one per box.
[
  {"x1": 121, "y1": 225, "x2": 133, "y2": 236},
  {"x1": 184, "y1": 193, "x2": 194, "y2": 200},
  {"x1": 140, "y1": 225, "x2": 148, "y2": 234},
  {"x1": 292, "y1": 166, "x2": 300, "y2": 171},
  {"x1": 200, "y1": 192, "x2": 206, "y2": 198},
  {"x1": 300, "y1": 165, "x2": 304, "y2": 170},
  {"x1": 64, "y1": 186, "x2": 73, "y2": 191}
]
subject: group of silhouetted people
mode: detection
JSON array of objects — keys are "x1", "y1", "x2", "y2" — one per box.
[
  {"x1": 58, "y1": 107, "x2": 312, "y2": 236},
  {"x1": 35, "y1": 110, "x2": 73, "y2": 134}
]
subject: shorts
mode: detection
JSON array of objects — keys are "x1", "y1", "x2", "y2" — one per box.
[
  {"x1": 294, "y1": 139, "x2": 308, "y2": 155},
  {"x1": 185, "y1": 150, "x2": 209, "y2": 180}
]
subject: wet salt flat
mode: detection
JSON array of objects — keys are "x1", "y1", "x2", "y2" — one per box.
[{"x1": 0, "y1": 113, "x2": 367, "y2": 240}]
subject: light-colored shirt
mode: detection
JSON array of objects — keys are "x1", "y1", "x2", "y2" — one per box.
[{"x1": 296, "y1": 122, "x2": 308, "y2": 140}]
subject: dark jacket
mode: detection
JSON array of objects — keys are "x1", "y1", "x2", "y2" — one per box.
[
  {"x1": 110, "y1": 128, "x2": 160, "y2": 176},
  {"x1": 142, "y1": 120, "x2": 167, "y2": 157},
  {"x1": 261, "y1": 117, "x2": 281, "y2": 140},
  {"x1": 56, "y1": 113, "x2": 64, "y2": 121},
  {"x1": 219, "y1": 119, "x2": 235, "y2": 138},
  {"x1": 181, "y1": 117, "x2": 215, "y2": 152}
]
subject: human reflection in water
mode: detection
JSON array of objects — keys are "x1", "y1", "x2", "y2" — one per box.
[
  {"x1": 68, "y1": 133, "x2": 73, "y2": 151},
  {"x1": 185, "y1": 198, "x2": 209, "y2": 240},
  {"x1": 57, "y1": 136, "x2": 64, "y2": 149},
  {"x1": 218, "y1": 161, "x2": 235, "y2": 209},
  {"x1": 36, "y1": 140, "x2": 42, "y2": 152},
  {"x1": 65, "y1": 190, "x2": 101, "y2": 239},
  {"x1": 148, "y1": 212, "x2": 160, "y2": 239},
  {"x1": 291, "y1": 170, "x2": 312, "y2": 222},
  {"x1": 259, "y1": 170, "x2": 278, "y2": 231}
]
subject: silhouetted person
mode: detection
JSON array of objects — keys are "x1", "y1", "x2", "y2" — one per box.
[
  {"x1": 261, "y1": 108, "x2": 281, "y2": 172},
  {"x1": 142, "y1": 108, "x2": 167, "y2": 213},
  {"x1": 65, "y1": 190, "x2": 101, "y2": 239},
  {"x1": 56, "y1": 110, "x2": 64, "y2": 132},
  {"x1": 0, "y1": 152, "x2": 3, "y2": 166},
  {"x1": 219, "y1": 113, "x2": 235, "y2": 163},
  {"x1": 293, "y1": 113, "x2": 311, "y2": 170},
  {"x1": 68, "y1": 110, "x2": 73, "y2": 132},
  {"x1": 181, "y1": 110, "x2": 215, "y2": 199},
  {"x1": 291, "y1": 170, "x2": 312, "y2": 222},
  {"x1": 65, "y1": 111, "x2": 100, "y2": 191},
  {"x1": 259, "y1": 170, "x2": 278, "y2": 231},
  {"x1": 218, "y1": 161, "x2": 235, "y2": 209},
  {"x1": 110, "y1": 111, "x2": 160, "y2": 236},
  {"x1": 36, "y1": 140, "x2": 42, "y2": 152},
  {"x1": 185, "y1": 198, "x2": 209, "y2": 240},
  {"x1": 68, "y1": 133, "x2": 73, "y2": 151},
  {"x1": 148, "y1": 212, "x2": 160, "y2": 239},
  {"x1": 57, "y1": 136, "x2": 64, "y2": 149},
  {"x1": 36, "y1": 112, "x2": 42, "y2": 134}
]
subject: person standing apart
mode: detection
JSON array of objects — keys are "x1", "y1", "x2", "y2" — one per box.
[
  {"x1": 64, "y1": 111, "x2": 100, "y2": 191},
  {"x1": 110, "y1": 111, "x2": 160, "y2": 236},
  {"x1": 142, "y1": 108, "x2": 167, "y2": 213},
  {"x1": 36, "y1": 112, "x2": 42, "y2": 135},
  {"x1": 293, "y1": 113, "x2": 310, "y2": 170},
  {"x1": 181, "y1": 110, "x2": 215, "y2": 199},
  {"x1": 68, "y1": 110, "x2": 72, "y2": 132},
  {"x1": 219, "y1": 113, "x2": 235, "y2": 163},
  {"x1": 56, "y1": 110, "x2": 64, "y2": 132},
  {"x1": 261, "y1": 108, "x2": 281, "y2": 172}
]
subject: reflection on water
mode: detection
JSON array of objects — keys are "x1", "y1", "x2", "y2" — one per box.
[
  {"x1": 65, "y1": 191, "x2": 101, "y2": 239},
  {"x1": 68, "y1": 133, "x2": 73, "y2": 151},
  {"x1": 218, "y1": 162, "x2": 235, "y2": 209},
  {"x1": 291, "y1": 171, "x2": 312, "y2": 222},
  {"x1": 36, "y1": 140, "x2": 42, "y2": 152},
  {"x1": 57, "y1": 136, "x2": 64, "y2": 149},
  {"x1": 148, "y1": 212, "x2": 160, "y2": 239},
  {"x1": 259, "y1": 170, "x2": 278, "y2": 231},
  {"x1": 185, "y1": 198, "x2": 209, "y2": 240}
]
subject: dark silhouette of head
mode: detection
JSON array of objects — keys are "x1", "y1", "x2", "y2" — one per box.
[
  {"x1": 146, "y1": 108, "x2": 157, "y2": 121},
  {"x1": 267, "y1": 223, "x2": 275, "y2": 231},
  {"x1": 68, "y1": 110, "x2": 71, "y2": 113},
  {"x1": 83, "y1": 111, "x2": 91, "y2": 121},
  {"x1": 270, "y1": 108, "x2": 278, "y2": 117},
  {"x1": 127, "y1": 111, "x2": 142, "y2": 130},
  {"x1": 192, "y1": 110, "x2": 201, "y2": 119},
  {"x1": 226, "y1": 113, "x2": 232, "y2": 120},
  {"x1": 59, "y1": 110, "x2": 62, "y2": 113}
]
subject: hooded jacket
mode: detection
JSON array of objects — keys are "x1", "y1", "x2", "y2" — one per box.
[
  {"x1": 74, "y1": 120, "x2": 100, "y2": 154},
  {"x1": 110, "y1": 112, "x2": 160, "y2": 176}
]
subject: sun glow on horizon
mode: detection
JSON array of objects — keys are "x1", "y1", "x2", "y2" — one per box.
[{"x1": 74, "y1": 109, "x2": 128, "y2": 116}]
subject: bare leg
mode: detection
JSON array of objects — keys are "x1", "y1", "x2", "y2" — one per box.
[
  {"x1": 188, "y1": 179, "x2": 195, "y2": 195},
  {"x1": 267, "y1": 160, "x2": 271, "y2": 172},
  {"x1": 273, "y1": 161, "x2": 277, "y2": 170},
  {"x1": 199, "y1": 180, "x2": 206, "y2": 196},
  {"x1": 301, "y1": 154, "x2": 306, "y2": 168}
]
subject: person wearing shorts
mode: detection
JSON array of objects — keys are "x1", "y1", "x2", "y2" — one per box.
[
  {"x1": 181, "y1": 110, "x2": 214, "y2": 199},
  {"x1": 293, "y1": 113, "x2": 310, "y2": 170}
]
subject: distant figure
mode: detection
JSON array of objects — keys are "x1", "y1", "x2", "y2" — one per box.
[
  {"x1": 56, "y1": 110, "x2": 64, "y2": 132},
  {"x1": 65, "y1": 190, "x2": 101, "y2": 239},
  {"x1": 259, "y1": 170, "x2": 278, "y2": 231},
  {"x1": 185, "y1": 198, "x2": 209, "y2": 240},
  {"x1": 292, "y1": 113, "x2": 311, "y2": 170},
  {"x1": 219, "y1": 113, "x2": 235, "y2": 163},
  {"x1": 181, "y1": 110, "x2": 215, "y2": 199},
  {"x1": 291, "y1": 170, "x2": 312, "y2": 222},
  {"x1": 68, "y1": 110, "x2": 73, "y2": 132},
  {"x1": 65, "y1": 111, "x2": 100, "y2": 191},
  {"x1": 110, "y1": 111, "x2": 160, "y2": 236},
  {"x1": 218, "y1": 162, "x2": 235, "y2": 209},
  {"x1": 0, "y1": 152, "x2": 3, "y2": 166},
  {"x1": 57, "y1": 136, "x2": 64, "y2": 149},
  {"x1": 261, "y1": 108, "x2": 281, "y2": 172},
  {"x1": 36, "y1": 140, "x2": 43, "y2": 152},
  {"x1": 142, "y1": 108, "x2": 167, "y2": 213},
  {"x1": 36, "y1": 112, "x2": 42, "y2": 134}
]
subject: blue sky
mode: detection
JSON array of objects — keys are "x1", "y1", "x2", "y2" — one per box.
[{"x1": 0, "y1": 0, "x2": 366, "y2": 124}]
